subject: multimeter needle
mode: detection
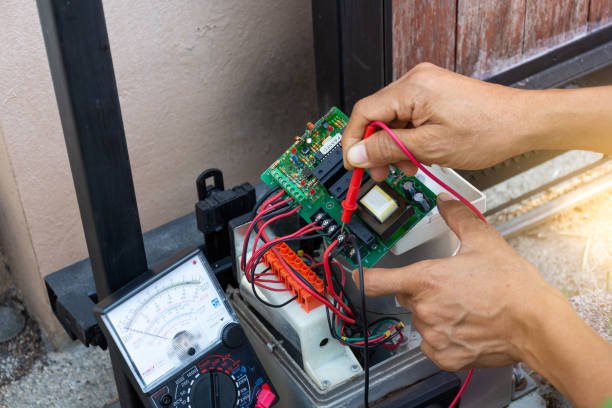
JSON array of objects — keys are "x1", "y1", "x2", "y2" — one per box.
[{"x1": 124, "y1": 326, "x2": 171, "y2": 340}]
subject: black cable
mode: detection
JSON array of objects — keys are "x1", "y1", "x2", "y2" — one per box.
[
  {"x1": 254, "y1": 186, "x2": 281, "y2": 212},
  {"x1": 351, "y1": 236, "x2": 370, "y2": 408}
]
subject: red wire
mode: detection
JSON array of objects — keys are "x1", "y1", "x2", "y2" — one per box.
[
  {"x1": 448, "y1": 368, "x2": 473, "y2": 408},
  {"x1": 353, "y1": 121, "x2": 484, "y2": 407},
  {"x1": 240, "y1": 191, "x2": 288, "y2": 272},
  {"x1": 367, "y1": 121, "x2": 486, "y2": 223},
  {"x1": 323, "y1": 240, "x2": 354, "y2": 315},
  {"x1": 248, "y1": 221, "x2": 357, "y2": 323}
]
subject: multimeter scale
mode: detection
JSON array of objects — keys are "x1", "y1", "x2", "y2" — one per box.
[{"x1": 94, "y1": 249, "x2": 278, "y2": 408}]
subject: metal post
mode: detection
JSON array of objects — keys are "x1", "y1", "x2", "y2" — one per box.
[{"x1": 36, "y1": 1, "x2": 147, "y2": 406}]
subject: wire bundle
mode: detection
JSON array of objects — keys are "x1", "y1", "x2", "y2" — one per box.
[
  {"x1": 243, "y1": 120, "x2": 487, "y2": 407},
  {"x1": 242, "y1": 189, "x2": 404, "y2": 347}
]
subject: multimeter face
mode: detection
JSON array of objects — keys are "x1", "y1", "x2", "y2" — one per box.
[{"x1": 103, "y1": 253, "x2": 234, "y2": 390}]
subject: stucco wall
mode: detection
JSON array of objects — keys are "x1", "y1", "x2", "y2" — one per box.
[{"x1": 0, "y1": 0, "x2": 316, "y2": 343}]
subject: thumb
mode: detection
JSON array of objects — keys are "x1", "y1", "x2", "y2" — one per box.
[
  {"x1": 436, "y1": 193, "x2": 486, "y2": 242},
  {"x1": 345, "y1": 126, "x2": 431, "y2": 169},
  {"x1": 351, "y1": 260, "x2": 443, "y2": 297}
]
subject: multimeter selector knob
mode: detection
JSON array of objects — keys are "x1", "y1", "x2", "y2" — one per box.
[
  {"x1": 192, "y1": 371, "x2": 237, "y2": 408},
  {"x1": 221, "y1": 323, "x2": 245, "y2": 349}
]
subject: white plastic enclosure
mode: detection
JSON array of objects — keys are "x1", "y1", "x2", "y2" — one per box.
[{"x1": 390, "y1": 165, "x2": 486, "y2": 255}]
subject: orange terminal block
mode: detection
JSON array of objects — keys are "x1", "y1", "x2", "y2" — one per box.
[{"x1": 262, "y1": 243, "x2": 324, "y2": 312}]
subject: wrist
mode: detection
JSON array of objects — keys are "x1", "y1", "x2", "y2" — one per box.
[
  {"x1": 514, "y1": 284, "x2": 612, "y2": 407},
  {"x1": 514, "y1": 285, "x2": 571, "y2": 367},
  {"x1": 510, "y1": 87, "x2": 612, "y2": 154}
]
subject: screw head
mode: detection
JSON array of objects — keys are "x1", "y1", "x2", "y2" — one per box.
[{"x1": 350, "y1": 364, "x2": 360, "y2": 372}]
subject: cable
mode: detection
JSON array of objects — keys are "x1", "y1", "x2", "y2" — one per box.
[
  {"x1": 366, "y1": 121, "x2": 486, "y2": 223},
  {"x1": 448, "y1": 368, "x2": 473, "y2": 408},
  {"x1": 353, "y1": 236, "x2": 370, "y2": 408}
]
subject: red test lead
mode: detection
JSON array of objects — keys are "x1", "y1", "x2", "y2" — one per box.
[{"x1": 341, "y1": 125, "x2": 377, "y2": 224}]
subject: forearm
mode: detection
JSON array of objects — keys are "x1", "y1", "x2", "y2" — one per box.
[
  {"x1": 516, "y1": 86, "x2": 612, "y2": 155},
  {"x1": 519, "y1": 287, "x2": 612, "y2": 407}
]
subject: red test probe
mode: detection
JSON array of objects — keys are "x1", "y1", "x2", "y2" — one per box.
[{"x1": 340, "y1": 125, "x2": 377, "y2": 224}]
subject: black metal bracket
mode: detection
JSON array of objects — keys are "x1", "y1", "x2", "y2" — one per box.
[{"x1": 195, "y1": 169, "x2": 256, "y2": 288}]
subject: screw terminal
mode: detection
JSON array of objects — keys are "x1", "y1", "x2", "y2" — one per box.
[{"x1": 262, "y1": 243, "x2": 324, "y2": 312}]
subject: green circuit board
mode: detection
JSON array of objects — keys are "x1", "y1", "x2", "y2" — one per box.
[{"x1": 261, "y1": 107, "x2": 437, "y2": 267}]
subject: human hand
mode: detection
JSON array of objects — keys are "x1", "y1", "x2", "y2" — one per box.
[
  {"x1": 342, "y1": 63, "x2": 531, "y2": 181},
  {"x1": 353, "y1": 192, "x2": 555, "y2": 371},
  {"x1": 353, "y1": 193, "x2": 612, "y2": 407}
]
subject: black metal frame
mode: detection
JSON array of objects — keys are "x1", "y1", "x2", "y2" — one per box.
[
  {"x1": 312, "y1": 0, "x2": 392, "y2": 114},
  {"x1": 488, "y1": 24, "x2": 612, "y2": 88},
  {"x1": 36, "y1": 1, "x2": 147, "y2": 406}
]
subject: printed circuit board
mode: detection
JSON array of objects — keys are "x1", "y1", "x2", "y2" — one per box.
[{"x1": 261, "y1": 107, "x2": 437, "y2": 267}]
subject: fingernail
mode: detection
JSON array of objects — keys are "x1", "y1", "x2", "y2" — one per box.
[
  {"x1": 437, "y1": 192, "x2": 454, "y2": 201},
  {"x1": 347, "y1": 143, "x2": 368, "y2": 166}
]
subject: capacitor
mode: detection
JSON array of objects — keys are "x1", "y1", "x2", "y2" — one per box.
[
  {"x1": 413, "y1": 192, "x2": 430, "y2": 212},
  {"x1": 402, "y1": 181, "x2": 416, "y2": 196}
]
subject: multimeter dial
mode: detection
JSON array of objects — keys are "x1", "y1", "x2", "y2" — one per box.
[
  {"x1": 96, "y1": 250, "x2": 278, "y2": 408},
  {"x1": 102, "y1": 254, "x2": 234, "y2": 390}
]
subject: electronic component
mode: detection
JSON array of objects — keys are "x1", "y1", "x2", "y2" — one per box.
[
  {"x1": 402, "y1": 180, "x2": 417, "y2": 196},
  {"x1": 329, "y1": 171, "x2": 371, "y2": 200},
  {"x1": 347, "y1": 217, "x2": 377, "y2": 248},
  {"x1": 262, "y1": 243, "x2": 324, "y2": 312},
  {"x1": 260, "y1": 107, "x2": 437, "y2": 267},
  {"x1": 312, "y1": 145, "x2": 345, "y2": 188},
  {"x1": 413, "y1": 192, "x2": 431, "y2": 212},
  {"x1": 358, "y1": 180, "x2": 416, "y2": 240},
  {"x1": 359, "y1": 184, "x2": 399, "y2": 223}
]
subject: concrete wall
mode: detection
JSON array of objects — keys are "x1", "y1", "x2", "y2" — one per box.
[{"x1": 0, "y1": 0, "x2": 316, "y2": 344}]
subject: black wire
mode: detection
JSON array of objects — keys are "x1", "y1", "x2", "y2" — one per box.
[
  {"x1": 254, "y1": 186, "x2": 281, "y2": 212},
  {"x1": 351, "y1": 236, "x2": 370, "y2": 408}
]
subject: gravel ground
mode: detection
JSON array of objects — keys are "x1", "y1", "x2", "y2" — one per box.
[
  {"x1": 0, "y1": 167, "x2": 609, "y2": 408},
  {"x1": 0, "y1": 256, "x2": 116, "y2": 408},
  {"x1": 0, "y1": 343, "x2": 116, "y2": 408}
]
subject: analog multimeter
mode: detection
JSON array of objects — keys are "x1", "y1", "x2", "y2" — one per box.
[{"x1": 94, "y1": 249, "x2": 278, "y2": 408}]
